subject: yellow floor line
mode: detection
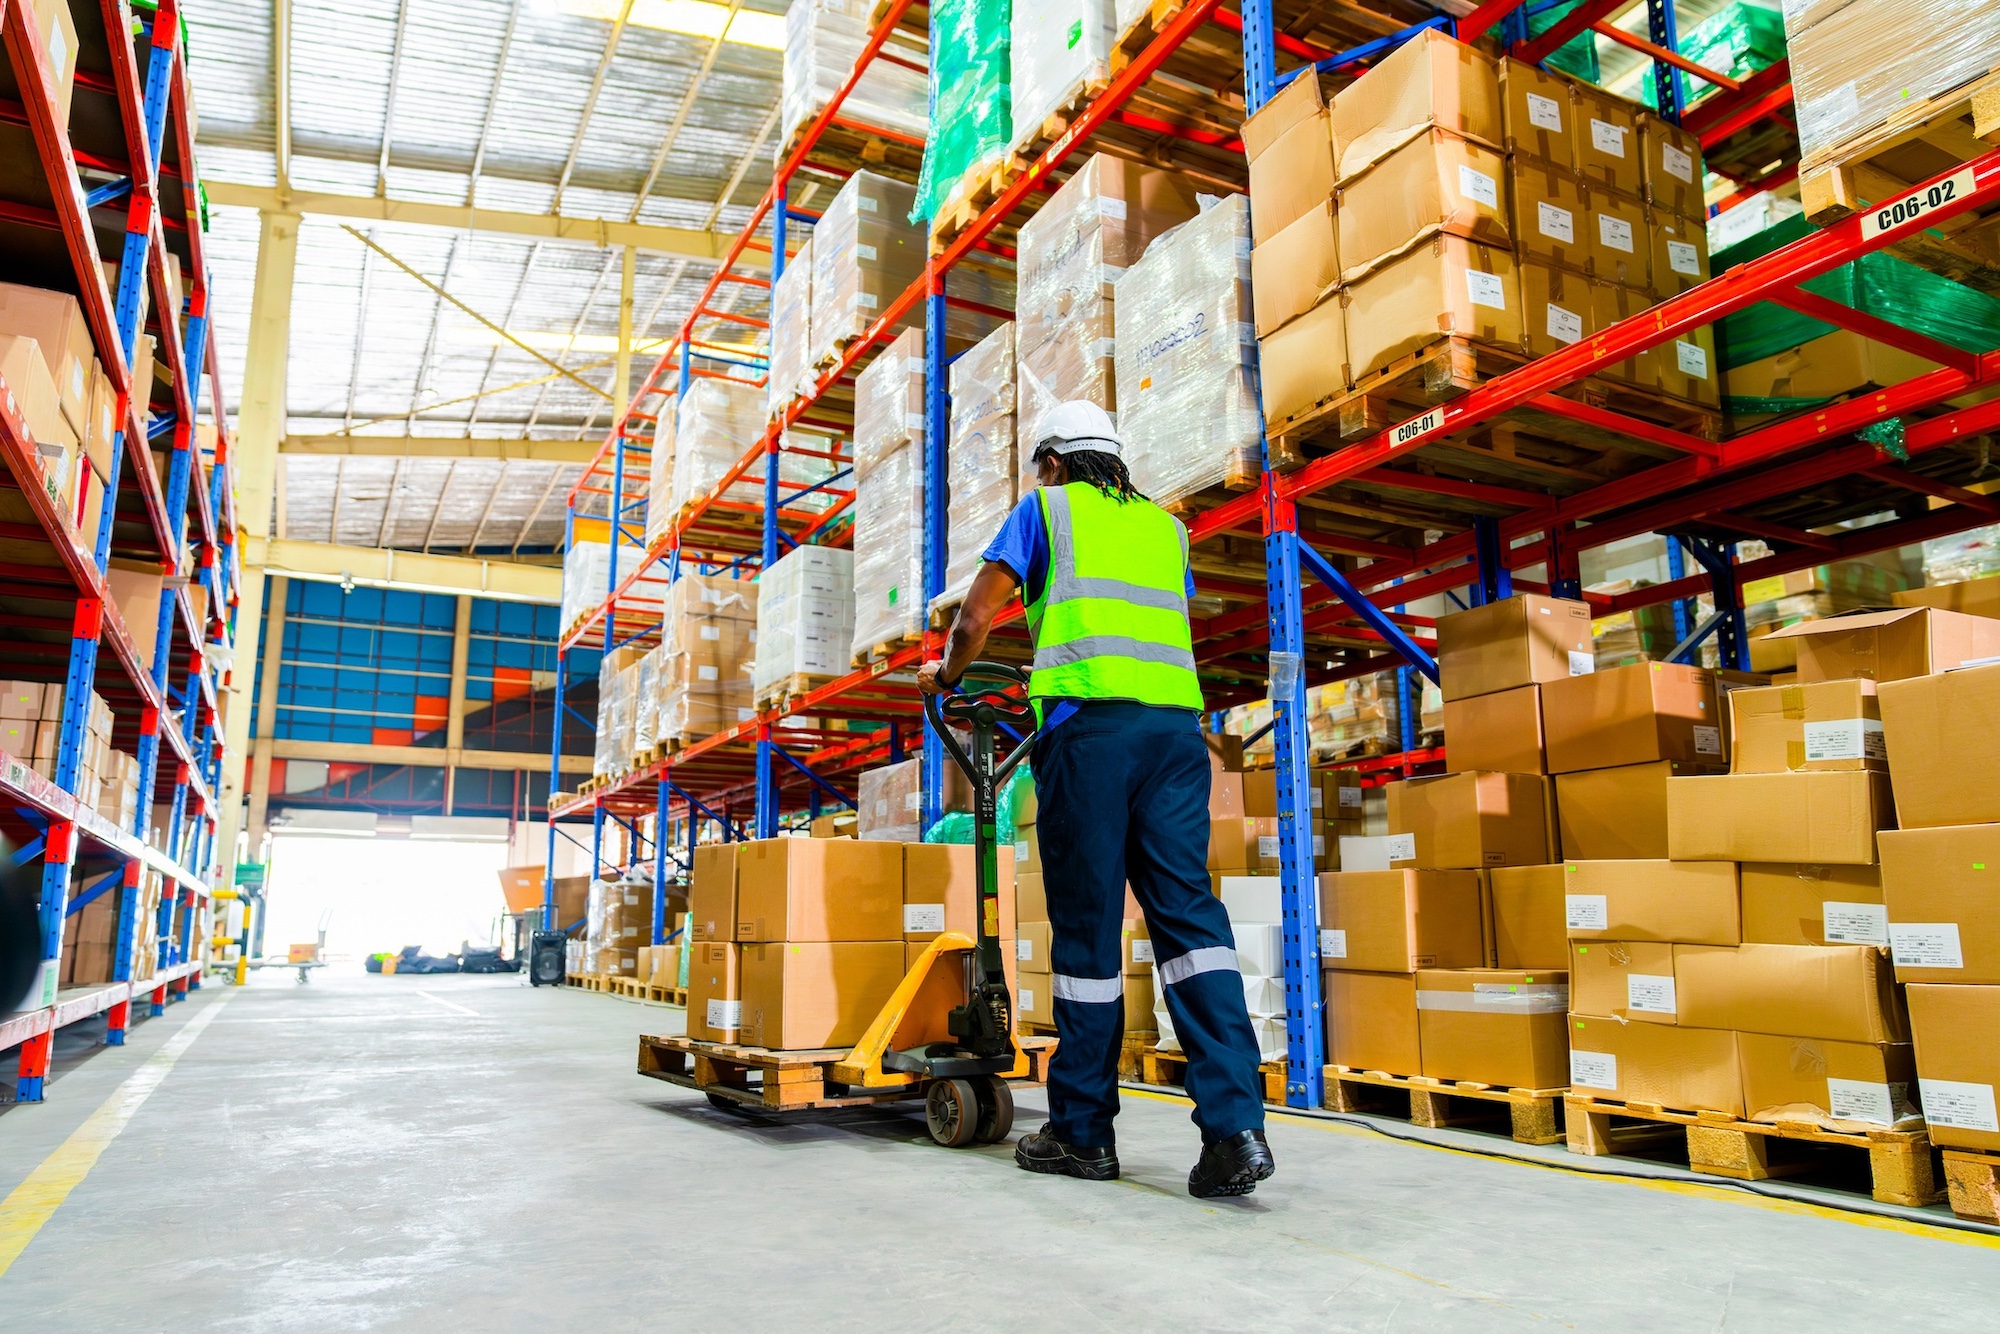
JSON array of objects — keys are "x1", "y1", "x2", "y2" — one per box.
[{"x1": 0, "y1": 989, "x2": 236, "y2": 1277}]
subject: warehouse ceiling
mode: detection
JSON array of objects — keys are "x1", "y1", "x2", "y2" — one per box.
[{"x1": 185, "y1": 0, "x2": 791, "y2": 553}]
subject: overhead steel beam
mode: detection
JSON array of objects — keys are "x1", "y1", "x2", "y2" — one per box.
[
  {"x1": 242, "y1": 536, "x2": 562, "y2": 603},
  {"x1": 271, "y1": 739, "x2": 591, "y2": 776},
  {"x1": 281, "y1": 435, "x2": 599, "y2": 461},
  {"x1": 205, "y1": 182, "x2": 750, "y2": 264}
]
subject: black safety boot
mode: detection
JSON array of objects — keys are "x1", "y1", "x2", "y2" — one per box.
[
  {"x1": 1015, "y1": 1123, "x2": 1120, "y2": 1181},
  {"x1": 1188, "y1": 1129, "x2": 1275, "y2": 1198}
]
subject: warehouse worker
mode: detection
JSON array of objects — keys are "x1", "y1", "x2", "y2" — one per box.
[{"x1": 917, "y1": 400, "x2": 1274, "y2": 1199}]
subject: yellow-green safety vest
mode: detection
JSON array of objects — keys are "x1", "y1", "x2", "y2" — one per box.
[{"x1": 1025, "y1": 482, "x2": 1204, "y2": 716}]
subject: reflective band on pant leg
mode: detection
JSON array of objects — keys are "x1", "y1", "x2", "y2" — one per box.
[
  {"x1": 1158, "y1": 946, "x2": 1239, "y2": 986},
  {"x1": 1052, "y1": 973, "x2": 1124, "y2": 1003}
]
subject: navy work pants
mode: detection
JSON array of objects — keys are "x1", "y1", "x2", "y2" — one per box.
[{"x1": 1032, "y1": 702, "x2": 1266, "y2": 1147}]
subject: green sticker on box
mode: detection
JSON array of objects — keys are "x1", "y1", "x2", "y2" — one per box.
[
  {"x1": 1068, "y1": 19, "x2": 1082, "y2": 47},
  {"x1": 888, "y1": 587, "x2": 899, "y2": 605}
]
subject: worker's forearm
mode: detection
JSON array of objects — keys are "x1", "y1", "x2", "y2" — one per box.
[{"x1": 940, "y1": 615, "x2": 991, "y2": 684}]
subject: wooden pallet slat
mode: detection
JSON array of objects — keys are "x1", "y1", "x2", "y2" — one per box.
[
  {"x1": 636, "y1": 1032, "x2": 1057, "y2": 1111},
  {"x1": 1941, "y1": 1146, "x2": 2000, "y2": 1225},
  {"x1": 1137, "y1": 1046, "x2": 1287, "y2": 1104},
  {"x1": 1326, "y1": 1065, "x2": 1567, "y2": 1146}
]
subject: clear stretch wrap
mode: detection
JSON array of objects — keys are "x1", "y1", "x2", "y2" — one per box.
[
  {"x1": 593, "y1": 657, "x2": 635, "y2": 777},
  {"x1": 632, "y1": 647, "x2": 660, "y2": 753},
  {"x1": 778, "y1": 428, "x2": 842, "y2": 515},
  {"x1": 657, "y1": 573, "x2": 759, "y2": 746},
  {"x1": 850, "y1": 441, "x2": 926, "y2": 658},
  {"x1": 671, "y1": 375, "x2": 768, "y2": 516},
  {"x1": 768, "y1": 233, "x2": 814, "y2": 419},
  {"x1": 1923, "y1": 526, "x2": 2000, "y2": 585},
  {"x1": 645, "y1": 404, "x2": 676, "y2": 547},
  {"x1": 1113, "y1": 195, "x2": 1262, "y2": 505},
  {"x1": 753, "y1": 544, "x2": 856, "y2": 694},
  {"x1": 562, "y1": 541, "x2": 669, "y2": 636},
  {"x1": 1787, "y1": 0, "x2": 2000, "y2": 165},
  {"x1": 808, "y1": 171, "x2": 926, "y2": 372},
  {"x1": 945, "y1": 256, "x2": 1019, "y2": 349},
  {"x1": 858, "y1": 758, "x2": 924, "y2": 841},
  {"x1": 1010, "y1": 0, "x2": 1115, "y2": 151},
  {"x1": 781, "y1": 0, "x2": 930, "y2": 150},
  {"x1": 915, "y1": 0, "x2": 1013, "y2": 223},
  {"x1": 939, "y1": 321, "x2": 1017, "y2": 609},
  {"x1": 853, "y1": 327, "x2": 926, "y2": 480}
]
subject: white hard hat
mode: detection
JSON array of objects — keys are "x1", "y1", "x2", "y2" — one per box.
[{"x1": 1032, "y1": 400, "x2": 1123, "y2": 458}]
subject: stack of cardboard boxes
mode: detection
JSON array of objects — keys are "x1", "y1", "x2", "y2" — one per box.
[
  {"x1": 0, "y1": 679, "x2": 138, "y2": 823},
  {"x1": 587, "y1": 878, "x2": 650, "y2": 979},
  {"x1": 637, "y1": 917, "x2": 685, "y2": 994},
  {"x1": 59, "y1": 869, "x2": 163, "y2": 987},
  {"x1": 654, "y1": 572, "x2": 758, "y2": 748}
]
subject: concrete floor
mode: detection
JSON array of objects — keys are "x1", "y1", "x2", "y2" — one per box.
[{"x1": 2, "y1": 973, "x2": 1996, "y2": 1331}]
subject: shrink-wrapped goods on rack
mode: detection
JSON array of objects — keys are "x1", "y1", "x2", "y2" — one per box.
[
  {"x1": 1010, "y1": 0, "x2": 1114, "y2": 152},
  {"x1": 671, "y1": 375, "x2": 769, "y2": 516},
  {"x1": 808, "y1": 172, "x2": 926, "y2": 372},
  {"x1": 1014, "y1": 154, "x2": 1201, "y2": 480},
  {"x1": 1923, "y1": 527, "x2": 2000, "y2": 586},
  {"x1": 1786, "y1": 0, "x2": 2000, "y2": 168},
  {"x1": 768, "y1": 234, "x2": 814, "y2": 418},
  {"x1": 754, "y1": 544, "x2": 856, "y2": 700},
  {"x1": 914, "y1": 0, "x2": 1012, "y2": 223},
  {"x1": 858, "y1": 758, "x2": 924, "y2": 842},
  {"x1": 562, "y1": 540, "x2": 669, "y2": 639},
  {"x1": 850, "y1": 439, "x2": 926, "y2": 661},
  {"x1": 657, "y1": 573, "x2": 759, "y2": 746},
  {"x1": 938, "y1": 321, "x2": 1016, "y2": 610},
  {"x1": 1112, "y1": 195, "x2": 1262, "y2": 505},
  {"x1": 593, "y1": 656, "x2": 636, "y2": 778},
  {"x1": 780, "y1": 0, "x2": 930, "y2": 149},
  {"x1": 943, "y1": 255, "x2": 1019, "y2": 351},
  {"x1": 644, "y1": 405, "x2": 676, "y2": 547},
  {"x1": 1639, "y1": 1, "x2": 1788, "y2": 115},
  {"x1": 853, "y1": 327, "x2": 926, "y2": 479},
  {"x1": 631, "y1": 647, "x2": 661, "y2": 755}
]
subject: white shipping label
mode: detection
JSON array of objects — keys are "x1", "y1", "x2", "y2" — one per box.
[
  {"x1": 1537, "y1": 200, "x2": 1575, "y2": 243},
  {"x1": 1526, "y1": 92, "x2": 1563, "y2": 132},
  {"x1": 697, "y1": 665, "x2": 719, "y2": 681},
  {"x1": 1589, "y1": 118, "x2": 1628, "y2": 157},
  {"x1": 1827, "y1": 1078, "x2": 1896, "y2": 1126},
  {"x1": 905, "y1": 792, "x2": 922, "y2": 811},
  {"x1": 1319, "y1": 928, "x2": 1348, "y2": 960},
  {"x1": 1692, "y1": 724, "x2": 1722, "y2": 756},
  {"x1": 856, "y1": 243, "x2": 878, "y2": 261},
  {"x1": 1667, "y1": 240, "x2": 1700, "y2": 276},
  {"x1": 1919, "y1": 1078, "x2": 2000, "y2": 1133},
  {"x1": 1822, "y1": 902, "x2": 1889, "y2": 946},
  {"x1": 706, "y1": 999, "x2": 740, "y2": 1028},
  {"x1": 1571, "y1": 1050, "x2": 1618, "y2": 1090},
  {"x1": 1258, "y1": 835, "x2": 1280, "y2": 860},
  {"x1": 1890, "y1": 923, "x2": 1964, "y2": 969},
  {"x1": 1566, "y1": 894, "x2": 1609, "y2": 931},
  {"x1": 858, "y1": 194, "x2": 879, "y2": 212},
  {"x1": 1626, "y1": 974, "x2": 1677, "y2": 1014},
  {"x1": 1568, "y1": 650, "x2": 1595, "y2": 676},
  {"x1": 1015, "y1": 840, "x2": 1029, "y2": 862},
  {"x1": 1803, "y1": 718, "x2": 1886, "y2": 762},
  {"x1": 1459, "y1": 165, "x2": 1499, "y2": 209},
  {"x1": 1016, "y1": 938, "x2": 1034, "y2": 962},
  {"x1": 1384, "y1": 833, "x2": 1417, "y2": 863},
  {"x1": 1131, "y1": 939, "x2": 1155, "y2": 963},
  {"x1": 1311, "y1": 787, "x2": 1324, "y2": 809},
  {"x1": 1019, "y1": 987, "x2": 1035, "y2": 1012},
  {"x1": 1338, "y1": 786, "x2": 1363, "y2": 811},
  {"x1": 1661, "y1": 142, "x2": 1695, "y2": 183},
  {"x1": 1099, "y1": 197, "x2": 1129, "y2": 220},
  {"x1": 1313, "y1": 833, "x2": 1326, "y2": 857},
  {"x1": 1597, "y1": 213, "x2": 1636, "y2": 252},
  {"x1": 700, "y1": 624, "x2": 721, "y2": 640},
  {"x1": 1465, "y1": 270, "x2": 1507, "y2": 310},
  {"x1": 904, "y1": 904, "x2": 945, "y2": 933},
  {"x1": 1675, "y1": 340, "x2": 1710, "y2": 379}
]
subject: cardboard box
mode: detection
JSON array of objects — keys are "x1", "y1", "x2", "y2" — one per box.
[
  {"x1": 738, "y1": 941, "x2": 906, "y2": 1050},
  {"x1": 1770, "y1": 608, "x2": 2000, "y2": 686},
  {"x1": 1588, "y1": 280, "x2": 1659, "y2": 386},
  {"x1": 1649, "y1": 209, "x2": 1709, "y2": 297},
  {"x1": 1878, "y1": 662, "x2": 2000, "y2": 828},
  {"x1": 1585, "y1": 188, "x2": 1647, "y2": 288},
  {"x1": 1667, "y1": 771, "x2": 1895, "y2": 865},
  {"x1": 1555, "y1": 759, "x2": 1704, "y2": 860},
  {"x1": 1243, "y1": 72, "x2": 1337, "y2": 246},
  {"x1": 1014, "y1": 920, "x2": 1051, "y2": 972},
  {"x1": 1123, "y1": 973, "x2": 1154, "y2": 1032},
  {"x1": 1638, "y1": 114, "x2": 1704, "y2": 218},
  {"x1": 1316, "y1": 868, "x2": 1484, "y2": 972},
  {"x1": 1386, "y1": 771, "x2": 1549, "y2": 869},
  {"x1": 1203, "y1": 732, "x2": 1245, "y2": 776},
  {"x1": 1342, "y1": 234, "x2": 1520, "y2": 382},
  {"x1": 1676, "y1": 943, "x2": 1906, "y2": 1043},
  {"x1": 1330, "y1": 28, "x2": 1502, "y2": 181},
  {"x1": 1337, "y1": 128, "x2": 1510, "y2": 282},
  {"x1": 1541, "y1": 660, "x2": 1724, "y2": 774},
  {"x1": 685, "y1": 942, "x2": 741, "y2": 1042},
  {"x1": 1014, "y1": 825, "x2": 1041, "y2": 876},
  {"x1": 1436, "y1": 594, "x2": 1594, "y2": 702},
  {"x1": 0, "y1": 336, "x2": 68, "y2": 457},
  {"x1": 1906, "y1": 984, "x2": 2000, "y2": 1150},
  {"x1": 1737, "y1": 1034, "x2": 1917, "y2": 1128},
  {"x1": 1569, "y1": 939, "x2": 1698, "y2": 1024},
  {"x1": 687, "y1": 844, "x2": 736, "y2": 942},
  {"x1": 1015, "y1": 869, "x2": 1046, "y2": 923},
  {"x1": 1488, "y1": 864, "x2": 1567, "y2": 969},
  {"x1": 496, "y1": 865, "x2": 547, "y2": 916},
  {"x1": 1726, "y1": 331, "x2": 1942, "y2": 428},
  {"x1": 651, "y1": 944, "x2": 681, "y2": 986},
  {"x1": 1741, "y1": 862, "x2": 1887, "y2": 947},
  {"x1": 1416, "y1": 967, "x2": 1569, "y2": 1088},
  {"x1": 1563, "y1": 859, "x2": 1740, "y2": 945},
  {"x1": 1499, "y1": 56, "x2": 1575, "y2": 166},
  {"x1": 1251, "y1": 200, "x2": 1339, "y2": 338},
  {"x1": 1654, "y1": 323, "x2": 1720, "y2": 407},
  {"x1": 1570, "y1": 81, "x2": 1641, "y2": 197},
  {"x1": 1018, "y1": 970, "x2": 1053, "y2": 1026},
  {"x1": 1256, "y1": 295, "x2": 1349, "y2": 426},
  {"x1": 1729, "y1": 680, "x2": 1884, "y2": 774},
  {"x1": 105, "y1": 559, "x2": 165, "y2": 672},
  {"x1": 23, "y1": 0, "x2": 79, "y2": 127},
  {"x1": 903, "y1": 843, "x2": 1016, "y2": 943},
  {"x1": 1519, "y1": 258, "x2": 1593, "y2": 360},
  {"x1": 1895, "y1": 574, "x2": 2000, "y2": 620},
  {"x1": 0, "y1": 285, "x2": 92, "y2": 434},
  {"x1": 1324, "y1": 968, "x2": 1421, "y2": 1075},
  {"x1": 734, "y1": 838, "x2": 902, "y2": 942},
  {"x1": 1443, "y1": 683, "x2": 1545, "y2": 775},
  {"x1": 1879, "y1": 823, "x2": 2000, "y2": 983},
  {"x1": 1566, "y1": 1014, "x2": 1742, "y2": 1116},
  {"x1": 1321, "y1": 768, "x2": 1365, "y2": 823}
]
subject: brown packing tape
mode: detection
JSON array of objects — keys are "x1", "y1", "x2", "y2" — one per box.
[
  {"x1": 1781, "y1": 686, "x2": 1806, "y2": 720},
  {"x1": 1785, "y1": 739, "x2": 1807, "y2": 771}
]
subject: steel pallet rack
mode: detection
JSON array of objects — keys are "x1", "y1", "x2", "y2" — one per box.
[
  {"x1": 0, "y1": 0, "x2": 238, "y2": 1100},
  {"x1": 549, "y1": 0, "x2": 2000, "y2": 1107}
]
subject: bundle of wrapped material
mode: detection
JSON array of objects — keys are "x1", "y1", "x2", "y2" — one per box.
[
  {"x1": 850, "y1": 440, "x2": 926, "y2": 660},
  {"x1": 853, "y1": 328, "x2": 926, "y2": 480},
  {"x1": 632, "y1": 647, "x2": 661, "y2": 754},
  {"x1": 1014, "y1": 154, "x2": 1201, "y2": 479},
  {"x1": 915, "y1": 0, "x2": 1012, "y2": 223},
  {"x1": 672, "y1": 376, "x2": 767, "y2": 516},
  {"x1": 781, "y1": 0, "x2": 929, "y2": 150},
  {"x1": 1011, "y1": 0, "x2": 1115, "y2": 152},
  {"x1": 938, "y1": 321, "x2": 1016, "y2": 610},
  {"x1": 1786, "y1": 0, "x2": 2000, "y2": 167},
  {"x1": 644, "y1": 405, "x2": 676, "y2": 547},
  {"x1": 657, "y1": 573, "x2": 759, "y2": 745},
  {"x1": 858, "y1": 758, "x2": 924, "y2": 842},
  {"x1": 562, "y1": 541, "x2": 668, "y2": 636},
  {"x1": 593, "y1": 655, "x2": 637, "y2": 777},
  {"x1": 767, "y1": 234, "x2": 814, "y2": 419},
  {"x1": 754, "y1": 545, "x2": 856, "y2": 698},
  {"x1": 1113, "y1": 195, "x2": 1262, "y2": 505},
  {"x1": 808, "y1": 171, "x2": 925, "y2": 372}
]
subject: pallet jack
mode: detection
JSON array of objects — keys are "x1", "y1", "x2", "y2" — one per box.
[{"x1": 638, "y1": 663, "x2": 1050, "y2": 1147}]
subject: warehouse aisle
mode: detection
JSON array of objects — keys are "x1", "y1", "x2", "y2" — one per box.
[{"x1": 2, "y1": 975, "x2": 1993, "y2": 1330}]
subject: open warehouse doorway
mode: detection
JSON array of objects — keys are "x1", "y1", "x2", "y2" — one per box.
[{"x1": 260, "y1": 827, "x2": 514, "y2": 972}]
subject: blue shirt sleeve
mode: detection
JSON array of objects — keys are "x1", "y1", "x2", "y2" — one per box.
[{"x1": 978, "y1": 489, "x2": 1198, "y2": 602}]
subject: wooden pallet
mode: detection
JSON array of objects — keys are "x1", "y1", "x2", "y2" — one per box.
[
  {"x1": 927, "y1": 150, "x2": 1031, "y2": 256},
  {"x1": 1138, "y1": 1047, "x2": 1287, "y2": 1104},
  {"x1": 1326, "y1": 1066, "x2": 1566, "y2": 1146},
  {"x1": 1108, "y1": 0, "x2": 1188, "y2": 78},
  {"x1": 1565, "y1": 1095, "x2": 1942, "y2": 1207},
  {"x1": 753, "y1": 670, "x2": 843, "y2": 714},
  {"x1": 1939, "y1": 1145, "x2": 2000, "y2": 1224},
  {"x1": 1115, "y1": 1031, "x2": 1158, "y2": 1082},
  {"x1": 1800, "y1": 65, "x2": 2000, "y2": 297},
  {"x1": 637, "y1": 1032, "x2": 1057, "y2": 1112},
  {"x1": 850, "y1": 629, "x2": 923, "y2": 669},
  {"x1": 567, "y1": 972, "x2": 612, "y2": 993}
]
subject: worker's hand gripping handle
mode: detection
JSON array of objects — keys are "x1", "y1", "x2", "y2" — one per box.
[{"x1": 923, "y1": 661, "x2": 1038, "y2": 787}]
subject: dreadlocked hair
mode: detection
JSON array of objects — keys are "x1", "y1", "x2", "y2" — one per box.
[{"x1": 1037, "y1": 446, "x2": 1145, "y2": 502}]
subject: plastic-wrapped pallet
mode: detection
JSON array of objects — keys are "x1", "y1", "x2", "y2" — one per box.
[
  {"x1": 562, "y1": 540, "x2": 669, "y2": 638},
  {"x1": 781, "y1": 0, "x2": 930, "y2": 150},
  {"x1": 936, "y1": 321, "x2": 1016, "y2": 610},
  {"x1": 915, "y1": 0, "x2": 1012, "y2": 223},
  {"x1": 1786, "y1": 0, "x2": 2000, "y2": 167},
  {"x1": 858, "y1": 758, "x2": 924, "y2": 841},
  {"x1": 592, "y1": 657, "x2": 635, "y2": 778},
  {"x1": 671, "y1": 376, "x2": 767, "y2": 516},
  {"x1": 644, "y1": 405, "x2": 676, "y2": 547},
  {"x1": 853, "y1": 327, "x2": 925, "y2": 480},
  {"x1": 850, "y1": 440, "x2": 926, "y2": 661},
  {"x1": 753, "y1": 544, "x2": 856, "y2": 700},
  {"x1": 1924, "y1": 526, "x2": 2000, "y2": 586},
  {"x1": 632, "y1": 647, "x2": 661, "y2": 754},
  {"x1": 768, "y1": 234, "x2": 814, "y2": 418},
  {"x1": 1113, "y1": 195, "x2": 1262, "y2": 506},
  {"x1": 1010, "y1": 0, "x2": 1114, "y2": 152},
  {"x1": 657, "y1": 573, "x2": 759, "y2": 746},
  {"x1": 808, "y1": 171, "x2": 926, "y2": 373}
]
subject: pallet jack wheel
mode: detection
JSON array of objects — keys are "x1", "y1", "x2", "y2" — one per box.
[
  {"x1": 925, "y1": 1078, "x2": 982, "y2": 1147},
  {"x1": 974, "y1": 1075, "x2": 1014, "y2": 1144}
]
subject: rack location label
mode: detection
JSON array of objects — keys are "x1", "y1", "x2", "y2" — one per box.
[
  {"x1": 1391, "y1": 407, "x2": 1443, "y2": 448},
  {"x1": 1861, "y1": 167, "x2": 1976, "y2": 242}
]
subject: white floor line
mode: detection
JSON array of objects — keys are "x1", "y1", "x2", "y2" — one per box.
[{"x1": 413, "y1": 990, "x2": 479, "y2": 1016}]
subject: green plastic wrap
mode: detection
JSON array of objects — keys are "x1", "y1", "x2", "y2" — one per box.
[
  {"x1": 1714, "y1": 213, "x2": 2000, "y2": 369},
  {"x1": 913, "y1": 0, "x2": 1012, "y2": 223},
  {"x1": 1528, "y1": 1, "x2": 1601, "y2": 83},
  {"x1": 921, "y1": 760, "x2": 1030, "y2": 845},
  {"x1": 1642, "y1": 2, "x2": 1787, "y2": 111}
]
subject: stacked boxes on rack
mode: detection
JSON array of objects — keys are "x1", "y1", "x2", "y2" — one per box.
[
  {"x1": 654, "y1": 572, "x2": 758, "y2": 748},
  {"x1": 753, "y1": 545, "x2": 855, "y2": 704},
  {"x1": 768, "y1": 234, "x2": 816, "y2": 413},
  {"x1": 59, "y1": 870, "x2": 162, "y2": 986},
  {"x1": 809, "y1": 172, "x2": 926, "y2": 373},
  {"x1": 850, "y1": 328, "x2": 927, "y2": 661},
  {"x1": 586, "y1": 878, "x2": 650, "y2": 979},
  {"x1": 670, "y1": 376, "x2": 770, "y2": 517},
  {"x1": 0, "y1": 679, "x2": 137, "y2": 822},
  {"x1": 936, "y1": 321, "x2": 1017, "y2": 612},
  {"x1": 0, "y1": 283, "x2": 128, "y2": 554},
  {"x1": 1010, "y1": 0, "x2": 1113, "y2": 154},
  {"x1": 780, "y1": 0, "x2": 929, "y2": 149}
]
